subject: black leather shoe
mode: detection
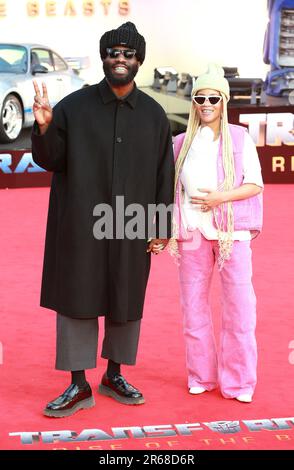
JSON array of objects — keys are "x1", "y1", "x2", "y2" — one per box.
[
  {"x1": 98, "y1": 372, "x2": 145, "y2": 405},
  {"x1": 43, "y1": 383, "x2": 95, "y2": 418}
]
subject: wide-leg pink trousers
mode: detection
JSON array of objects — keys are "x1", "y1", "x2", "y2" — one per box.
[{"x1": 178, "y1": 233, "x2": 257, "y2": 398}]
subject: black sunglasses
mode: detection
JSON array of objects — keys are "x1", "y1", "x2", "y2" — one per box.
[
  {"x1": 106, "y1": 48, "x2": 137, "y2": 59},
  {"x1": 192, "y1": 95, "x2": 222, "y2": 105}
]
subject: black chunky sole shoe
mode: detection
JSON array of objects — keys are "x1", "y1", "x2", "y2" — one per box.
[
  {"x1": 43, "y1": 383, "x2": 95, "y2": 418},
  {"x1": 98, "y1": 372, "x2": 145, "y2": 405}
]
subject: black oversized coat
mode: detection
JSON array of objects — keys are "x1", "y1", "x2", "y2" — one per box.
[{"x1": 32, "y1": 79, "x2": 174, "y2": 322}]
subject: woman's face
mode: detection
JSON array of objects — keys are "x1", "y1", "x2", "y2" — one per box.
[{"x1": 193, "y1": 88, "x2": 223, "y2": 126}]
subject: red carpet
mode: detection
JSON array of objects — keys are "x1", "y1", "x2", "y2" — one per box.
[{"x1": 0, "y1": 185, "x2": 294, "y2": 451}]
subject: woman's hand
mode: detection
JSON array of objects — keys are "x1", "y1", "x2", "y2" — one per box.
[
  {"x1": 191, "y1": 184, "x2": 263, "y2": 212},
  {"x1": 190, "y1": 188, "x2": 226, "y2": 212},
  {"x1": 147, "y1": 238, "x2": 169, "y2": 254}
]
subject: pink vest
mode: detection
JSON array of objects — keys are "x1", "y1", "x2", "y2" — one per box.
[{"x1": 173, "y1": 124, "x2": 263, "y2": 241}]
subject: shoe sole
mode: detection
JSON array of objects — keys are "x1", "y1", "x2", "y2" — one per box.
[
  {"x1": 189, "y1": 387, "x2": 207, "y2": 395},
  {"x1": 235, "y1": 398, "x2": 252, "y2": 403},
  {"x1": 98, "y1": 384, "x2": 145, "y2": 405},
  {"x1": 43, "y1": 396, "x2": 95, "y2": 418}
]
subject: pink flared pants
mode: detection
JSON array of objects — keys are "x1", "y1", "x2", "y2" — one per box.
[{"x1": 178, "y1": 232, "x2": 257, "y2": 398}]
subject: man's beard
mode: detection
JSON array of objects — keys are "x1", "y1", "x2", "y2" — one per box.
[{"x1": 103, "y1": 61, "x2": 139, "y2": 86}]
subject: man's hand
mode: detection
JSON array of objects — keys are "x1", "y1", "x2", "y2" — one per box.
[
  {"x1": 33, "y1": 80, "x2": 52, "y2": 134},
  {"x1": 190, "y1": 188, "x2": 226, "y2": 212},
  {"x1": 147, "y1": 238, "x2": 169, "y2": 255}
]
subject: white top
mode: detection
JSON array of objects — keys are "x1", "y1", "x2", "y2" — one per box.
[{"x1": 179, "y1": 126, "x2": 264, "y2": 241}]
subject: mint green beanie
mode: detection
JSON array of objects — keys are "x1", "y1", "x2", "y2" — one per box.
[{"x1": 193, "y1": 63, "x2": 230, "y2": 101}]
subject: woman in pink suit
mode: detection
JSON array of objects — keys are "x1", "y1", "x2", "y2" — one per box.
[{"x1": 172, "y1": 64, "x2": 263, "y2": 403}]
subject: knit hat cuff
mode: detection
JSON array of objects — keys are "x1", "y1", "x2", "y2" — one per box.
[{"x1": 100, "y1": 22, "x2": 146, "y2": 64}]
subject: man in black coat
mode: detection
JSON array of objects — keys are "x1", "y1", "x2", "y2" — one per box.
[{"x1": 31, "y1": 22, "x2": 174, "y2": 417}]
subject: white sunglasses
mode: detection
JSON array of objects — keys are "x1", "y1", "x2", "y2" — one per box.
[{"x1": 192, "y1": 95, "x2": 223, "y2": 105}]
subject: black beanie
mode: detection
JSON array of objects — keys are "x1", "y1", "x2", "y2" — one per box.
[{"x1": 100, "y1": 22, "x2": 146, "y2": 64}]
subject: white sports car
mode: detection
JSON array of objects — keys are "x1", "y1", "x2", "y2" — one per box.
[{"x1": 0, "y1": 43, "x2": 88, "y2": 143}]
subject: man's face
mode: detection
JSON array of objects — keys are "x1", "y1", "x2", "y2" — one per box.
[{"x1": 103, "y1": 45, "x2": 140, "y2": 86}]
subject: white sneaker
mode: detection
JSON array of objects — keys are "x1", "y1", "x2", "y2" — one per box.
[
  {"x1": 236, "y1": 394, "x2": 252, "y2": 403},
  {"x1": 189, "y1": 386, "x2": 206, "y2": 395}
]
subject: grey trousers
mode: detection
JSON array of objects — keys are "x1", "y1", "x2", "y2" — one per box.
[{"x1": 55, "y1": 313, "x2": 141, "y2": 371}]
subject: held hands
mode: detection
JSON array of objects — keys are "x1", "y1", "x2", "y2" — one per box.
[
  {"x1": 147, "y1": 238, "x2": 169, "y2": 255},
  {"x1": 190, "y1": 188, "x2": 226, "y2": 212},
  {"x1": 33, "y1": 80, "x2": 52, "y2": 133}
]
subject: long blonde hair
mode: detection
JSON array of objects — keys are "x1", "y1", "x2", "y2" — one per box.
[{"x1": 173, "y1": 91, "x2": 236, "y2": 269}]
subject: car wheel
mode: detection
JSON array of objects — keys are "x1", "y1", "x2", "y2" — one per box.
[{"x1": 0, "y1": 94, "x2": 23, "y2": 143}]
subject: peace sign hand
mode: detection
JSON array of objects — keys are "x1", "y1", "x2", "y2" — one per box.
[{"x1": 33, "y1": 80, "x2": 52, "y2": 134}]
